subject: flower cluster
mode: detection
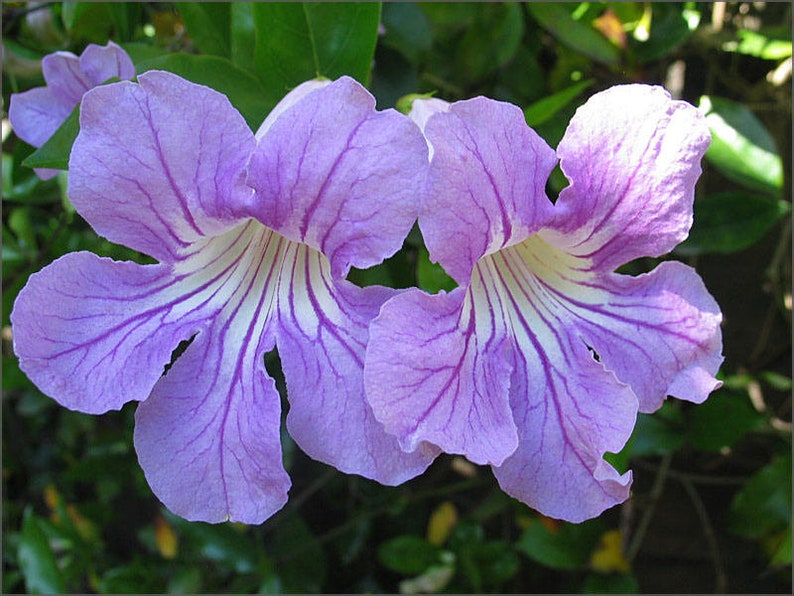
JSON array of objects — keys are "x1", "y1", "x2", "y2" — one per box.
[{"x1": 11, "y1": 44, "x2": 723, "y2": 524}]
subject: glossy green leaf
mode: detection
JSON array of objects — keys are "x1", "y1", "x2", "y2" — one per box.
[
  {"x1": 687, "y1": 389, "x2": 766, "y2": 452},
  {"x1": 18, "y1": 508, "x2": 66, "y2": 594},
  {"x1": 135, "y1": 53, "x2": 271, "y2": 129},
  {"x1": 178, "y1": 3, "x2": 232, "y2": 58},
  {"x1": 378, "y1": 535, "x2": 444, "y2": 575},
  {"x1": 677, "y1": 191, "x2": 790, "y2": 255},
  {"x1": 22, "y1": 105, "x2": 80, "y2": 171},
  {"x1": 252, "y1": 2, "x2": 381, "y2": 100},
  {"x1": 527, "y1": 3, "x2": 620, "y2": 66},
  {"x1": 171, "y1": 517, "x2": 263, "y2": 574},
  {"x1": 523, "y1": 79, "x2": 593, "y2": 126},
  {"x1": 730, "y1": 454, "x2": 792, "y2": 540},
  {"x1": 700, "y1": 95, "x2": 783, "y2": 195},
  {"x1": 516, "y1": 517, "x2": 604, "y2": 570}
]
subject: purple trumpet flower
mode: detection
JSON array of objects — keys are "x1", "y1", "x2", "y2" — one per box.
[{"x1": 365, "y1": 85, "x2": 724, "y2": 522}]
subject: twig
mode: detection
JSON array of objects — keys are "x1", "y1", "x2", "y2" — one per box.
[
  {"x1": 626, "y1": 452, "x2": 672, "y2": 564},
  {"x1": 679, "y1": 475, "x2": 728, "y2": 593}
]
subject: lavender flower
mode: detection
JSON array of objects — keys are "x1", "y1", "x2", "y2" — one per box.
[
  {"x1": 11, "y1": 71, "x2": 436, "y2": 523},
  {"x1": 364, "y1": 85, "x2": 724, "y2": 522},
  {"x1": 8, "y1": 41, "x2": 135, "y2": 179}
]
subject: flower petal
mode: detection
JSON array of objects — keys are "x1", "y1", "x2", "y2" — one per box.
[
  {"x1": 567, "y1": 261, "x2": 722, "y2": 412},
  {"x1": 69, "y1": 71, "x2": 254, "y2": 263},
  {"x1": 78, "y1": 41, "x2": 135, "y2": 86},
  {"x1": 246, "y1": 76, "x2": 428, "y2": 278},
  {"x1": 492, "y1": 333, "x2": 635, "y2": 522},
  {"x1": 134, "y1": 320, "x2": 289, "y2": 524},
  {"x1": 365, "y1": 281, "x2": 518, "y2": 467},
  {"x1": 483, "y1": 248, "x2": 637, "y2": 522},
  {"x1": 544, "y1": 85, "x2": 711, "y2": 271},
  {"x1": 276, "y1": 244, "x2": 437, "y2": 483},
  {"x1": 420, "y1": 97, "x2": 557, "y2": 285},
  {"x1": 8, "y1": 86, "x2": 71, "y2": 148},
  {"x1": 41, "y1": 51, "x2": 92, "y2": 106},
  {"x1": 10, "y1": 252, "x2": 210, "y2": 414}
]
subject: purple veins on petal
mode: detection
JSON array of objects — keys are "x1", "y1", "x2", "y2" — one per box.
[
  {"x1": 8, "y1": 41, "x2": 134, "y2": 179},
  {"x1": 12, "y1": 69, "x2": 434, "y2": 524},
  {"x1": 365, "y1": 84, "x2": 723, "y2": 523}
]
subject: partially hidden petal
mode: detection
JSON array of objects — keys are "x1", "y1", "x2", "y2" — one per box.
[
  {"x1": 277, "y1": 244, "x2": 437, "y2": 483},
  {"x1": 421, "y1": 97, "x2": 557, "y2": 285},
  {"x1": 69, "y1": 71, "x2": 254, "y2": 263},
  {"x1": 255, "y1": 79, "x2": 332, "y2": 140},
  {"x1": 41, "y1": 51, "x2": 91, "y2": 106},
  {"x1": 8, "y1": 86, "x2": 72, "y2": 148},
  {"x1": 10, "y1": 252, "x2": 210, "y2": 414},
  {"x1": 135, "y1": 319, "x2": 289, "y2": 524},
  {"x1": 545, "y1": 85, "x2": 711, "y2": 271},
  {"x1": 79, "y1": 41, "x2": 135, "y2": 85},
  {"x1": 365, "y1": 281, "x2": 518, "y2": 467},
  {"x1": 247, "y1": 76, "x2": 428, "y2": 278},
  {"x1": 483, "y1": 250, "x2": 637, "y2": 521}
]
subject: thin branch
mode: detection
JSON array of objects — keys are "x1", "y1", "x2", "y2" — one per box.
[{"x1": 679, "y1": 475, "x2": 728, "y2": 593}]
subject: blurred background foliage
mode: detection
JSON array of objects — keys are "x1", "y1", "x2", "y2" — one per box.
[{"x1": 1, "y1": 2, "x2": 791, "y2": 593}]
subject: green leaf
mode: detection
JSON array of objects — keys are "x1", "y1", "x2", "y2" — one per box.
[
  {"x1": 723, "y1": 30, "x2": 792, "y2": 61},
  {"x1": 61, "y1": 2, "x2": 113, "y2": 43},
  {"x1": 22, "y1": 105, "x2": 80, "y2": 171},
  {"x1": 268, "y1": 515, "x2": 326, "y2": 593},
  {"x1": 730, "y1": 454, "x2": 792, "y2": 540},
  {"x1": 170, "y1": 518, "x2": 263, "y2": 574},
  {"x1": 456, "y1": 3, "x2": 525, "y2": 83},
  {"x1": 630, "y1": 3, "x2": 698, "y2": 63},
  {"x1": 18, "y1": 508, "x2": 67, "y2": 594},
  {"x1": 516, "y1": 517, "x2": 604, "y2": 570},
  {"x1": 178, "y1": 3, "x2": 232, "y2": 58},
  {"x1": 416, "y1": 247, "x2": 457, "y2": 294},
  {"x1": 687, "y1": 389, "x2": 767, "y2": 451},
  {"x1": 231, "y1": 3, "x2": 257, "y2": 72},
  {"x1": 252, "y1": 2, "x2": 381, "y2": 100},
  {"x1": 700, "y1": 95, "x2": 783, "y2": 195},
  {"x1": 580, "y1": 572, "x2": 640, "y2": 593},
  {"x1": 381, "y1": 2, "x2": 433, "y2": 62},
  {"x1": 527, "y1": 3, "x2": 621, "y2": 66},
  {"x1": 378, "y1": 535, "x2": 444, "y2": 575},
  {"x1": 524, "y1": 79, "x2": 594, "y2": 126},
  {"x1": 677, "y1": 191, "x2": 790, "y2": 255},
  {"x1": 135, "y1": 53, "x2": 271, "y2": 129}
]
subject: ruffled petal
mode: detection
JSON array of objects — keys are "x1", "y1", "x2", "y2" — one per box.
[
  {"x1": 246, "y1": 76, "x2": 428, "y2": 278},
  {"x1": 10, "y1": 252, "x2": 210, "y2": 414},
  {"x1": 420, "y1": 97, "x2": 557, "y2": 285},
  {"x1": 255, "y1": 79, "x2": 332, "y2": 140},
  {"x1": 492, "y1": 334, "x2": 635, "y2": 522},
  {"x1": 8, "y1": 86, "x2": 71, "y2": 148},
  {"x1": 483, "y1": 248, "x2": 637, "y2": 522},
  {"x1": 276, "y1": 244, "x2": 437, "y2": 483},
  {"x1": 79, "y1": 41, "x2": 135, "y2": 86},
  {"x1": 365, "y1": 280, "x2": 518, "y2": 467},
  {"x1": 544, "y1": 85, "x2": 711, "y2": 271},
  {"x1": 69, "y1": 71, "x2": 254, "y2": 263},
  {"x1": 134, "y1": 318, "x2": 289, "y2": 524},
  {"x1": 408, "y1": 97, "x2": 450, "y2": 160}
]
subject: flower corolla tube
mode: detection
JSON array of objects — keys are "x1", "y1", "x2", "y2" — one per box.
[
  {"x1": 8, "y1": 41, "x2": 135, "y2": 179},
  {"x1": 364, "y1": 85, "x2": 724, "y2": 522},
  {"x1": 11, "y1": 71, "x2": 438, "y2": 524}
]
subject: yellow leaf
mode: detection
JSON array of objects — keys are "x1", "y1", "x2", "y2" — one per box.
[
  {"x1": 590, "y1": 530, "x2": 631, "y2": 574},
  {"x1": 427, "y1": 501, "x2": 458, "y2": 546},
  {"x1": 155, "y1": 515, "x2": 178, "y2": 559}
]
